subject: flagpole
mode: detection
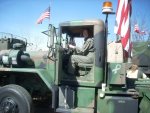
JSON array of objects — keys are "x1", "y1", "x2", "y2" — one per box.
[
  {"x1": 49, "y1": 0, "x2": 52, "y2": 25},
  {"x1": 127, "y1": 0, "x2": 132, "y2": 63},
  {"x1": 128, "y1": 23, "x2": 131, "y2": 63},
  {"x1": 49, "y1": 7, "x2": 50, "y2": 25},
  {"x1": 48, "y1": 0, "x2": 52, "y2": 44}
]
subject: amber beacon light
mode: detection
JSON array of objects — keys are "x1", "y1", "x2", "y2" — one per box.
[{"x1": 102, "y1": 1, "x2": 114, "y2": 14}]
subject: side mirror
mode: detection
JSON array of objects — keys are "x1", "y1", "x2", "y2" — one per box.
[{"x1": 42, "y1": 24, "x2": 57, "y2": 48}]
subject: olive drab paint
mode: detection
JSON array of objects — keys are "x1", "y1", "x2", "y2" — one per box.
[{"x1": 0, "y1": 20, "x2": 150, "y2": 113}]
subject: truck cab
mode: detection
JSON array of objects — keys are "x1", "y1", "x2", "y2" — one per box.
[{"x1": 55, "y1": 19, "x2": 105, "y2": 87}]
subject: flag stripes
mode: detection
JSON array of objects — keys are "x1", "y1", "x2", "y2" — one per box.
[
  {"x1": 36, "y1": 6, "x2": 50, "y2": 24},
  {"x1": 114, "y1": 0, "x2": 131, "y2": 52}
]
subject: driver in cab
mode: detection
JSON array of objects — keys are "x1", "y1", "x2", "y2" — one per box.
[{"x1": 68, "y1": 29, "x2": 94, "y2": 74}]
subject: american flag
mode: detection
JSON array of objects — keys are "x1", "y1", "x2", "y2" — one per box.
[
  {"x1": 134, "y1": 24, "x2": 146, "y2": 35},
  {"x1": 114, "y1": 0, "x2": 132, "y2": 52},
  {"x1": 134, "y1": 24, "x2": 140, "y2": 33},
  {"x1": 36, "y1": 6, "x2": 50, "y2": 24}
]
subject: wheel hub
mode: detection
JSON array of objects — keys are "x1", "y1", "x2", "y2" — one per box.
[{"x1": 0, "y1": 97, "x2": 18, "y2": 113}]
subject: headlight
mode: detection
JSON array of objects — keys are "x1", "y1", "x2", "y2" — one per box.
[
  {"x1": 11, "y1": 57, "x2": 17, "y2": 65},
  {"x1": 2, "y1": 55, "x2": 9, "y2": 65}
]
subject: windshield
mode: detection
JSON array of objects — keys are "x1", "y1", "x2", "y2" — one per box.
[{"x1": 60, "y1": 25, "x2": 93, "y2": 48}]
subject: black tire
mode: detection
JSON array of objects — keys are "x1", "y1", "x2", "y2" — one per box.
[{"x1": 0, "y1": 84, "x2": 33, "y2": 113}]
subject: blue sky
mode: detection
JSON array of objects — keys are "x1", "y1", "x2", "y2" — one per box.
[{"x1": 0, "y1": 0, "x2": 150, "y2": 50}]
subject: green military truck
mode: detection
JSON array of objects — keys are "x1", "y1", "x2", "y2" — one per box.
[{"x1": 0, "y1": 20, "x2": 150, "y2": 113}]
